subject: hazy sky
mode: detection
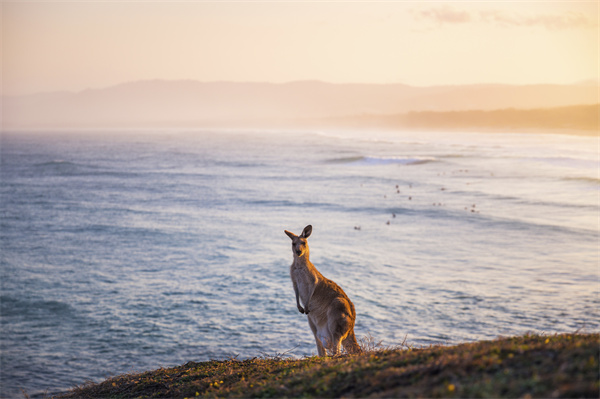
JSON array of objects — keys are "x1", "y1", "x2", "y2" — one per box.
[{"x1": 2, "y1": 1, "x2": 598, "y2": 95}]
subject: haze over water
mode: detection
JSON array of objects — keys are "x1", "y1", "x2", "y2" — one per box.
[{"x1": 1, "y1": 129, "x2": 598, "y2": 398}]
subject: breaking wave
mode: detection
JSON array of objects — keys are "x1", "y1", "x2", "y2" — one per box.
[{"x1": 327, "y1": 155, "x2": 437, "y2": 166}]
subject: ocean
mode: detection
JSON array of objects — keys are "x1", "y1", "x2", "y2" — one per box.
[{"x1": 1, "y1": 129, "x2": 598, "y2": 398}]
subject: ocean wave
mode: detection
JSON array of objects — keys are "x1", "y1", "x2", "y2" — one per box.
[
  {"x1": 32, "y1": 160, "x2": 137, "y2": 178},
  {"x1": 0, "y1": 295, "x2": 75, "y2": 318},
  {"x1": 34, "y1": 160, "x2": 80, "y2": 170},
  {"x1": 327, "y1": 155, "x2": 436, "y2": 166},
  {"x1": 33, "y1": 160, "x2": 100, "y2": 176}
]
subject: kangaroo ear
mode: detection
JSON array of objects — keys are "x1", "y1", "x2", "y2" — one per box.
[
  {"x1": 284, "y1": 230, "x2": 297, "y2": 240},
  {"x1": 300, "y1": 225, "x2": 312, "y2": 238}
]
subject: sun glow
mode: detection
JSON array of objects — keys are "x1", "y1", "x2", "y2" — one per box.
[{"x1": 2, "y1": 2, "x2": 598, "y2": 95}]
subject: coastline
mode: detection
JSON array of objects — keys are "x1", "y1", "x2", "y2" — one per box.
[
  {"x1": 4, "y1": 103, "x2": 599, "y2": 137},
  {"x1": 57, "y1": 333, "x2": 599, "y2": 399},
  {"x1": 3, "y1": 124, "x2": 598, "y2": 137}
]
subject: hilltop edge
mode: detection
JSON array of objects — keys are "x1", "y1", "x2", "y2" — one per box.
[{"x1": 57, "y1": 333, "x2": 599, "y2": 398}]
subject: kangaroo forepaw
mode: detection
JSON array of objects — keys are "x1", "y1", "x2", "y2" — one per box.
[{"x1": 297, "y1": 305, "x2": 305, "y2": 314}]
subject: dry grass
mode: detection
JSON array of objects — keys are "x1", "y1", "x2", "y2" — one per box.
[{"x1": 57, "y1": 333, "x2": 599, "y2": 399}]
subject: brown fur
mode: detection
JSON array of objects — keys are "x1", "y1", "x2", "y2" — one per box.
[{"x1": 284, "y1": 225, "x2": 361, "y2": 356}]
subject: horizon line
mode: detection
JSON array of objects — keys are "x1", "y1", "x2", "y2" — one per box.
[{"x1": 4, "y1": 78, "x2": 599, "y2": 97}]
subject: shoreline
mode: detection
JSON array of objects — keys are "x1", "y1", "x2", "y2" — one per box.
[
  {"x1": 3, "y1": 125, "x2": 598, "y2": 137},
  {"x1": 4, "y1": 102, "x2": 599, "y2": 137}
]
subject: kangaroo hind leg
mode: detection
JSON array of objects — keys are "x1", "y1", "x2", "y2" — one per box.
[
  {"x1": 329, "y1": 299, "x2": 355, "y2": 355},
  {"x1": 342, "y1": 329, "x2": 362, "y2": 354},
  {"x1": 308, "y1": 317, "x2": 326, "y2": 357},
  {"x1": 331, "y1": 331, "x2": 344, "y2": 356},
  {"x1": 328, "y1": 318, "x2": 348, "y2": 356}
]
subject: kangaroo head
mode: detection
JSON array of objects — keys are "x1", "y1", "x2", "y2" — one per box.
[{"x1": 284, "y1": 225, "x2": 312, "y2": 257}]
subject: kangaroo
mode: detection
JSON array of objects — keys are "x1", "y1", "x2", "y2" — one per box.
[{"x1": 284, "y1": 225, "x2": 361, "y2": 356}]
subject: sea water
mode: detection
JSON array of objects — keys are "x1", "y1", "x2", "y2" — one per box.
[{"x1": 1, "y1": 129, "x2": 598, "y2": 398}]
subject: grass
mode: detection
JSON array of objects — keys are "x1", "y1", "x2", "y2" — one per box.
[{"x1": 58, "y1": 333, "x2": 599, "y2": 398}]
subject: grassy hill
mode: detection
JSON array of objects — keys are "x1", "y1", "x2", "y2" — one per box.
[{"x1": 59, "y1": 333, "x2": 598, "y2": 398}]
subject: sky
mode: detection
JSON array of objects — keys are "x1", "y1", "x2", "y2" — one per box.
[{"x1": 2, "y1": 1, "x2": 599, "y2": 95}]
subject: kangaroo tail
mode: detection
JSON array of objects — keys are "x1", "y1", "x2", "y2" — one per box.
[{"x1": 343, "y1": 330, "x2": 362, "y2": 354}]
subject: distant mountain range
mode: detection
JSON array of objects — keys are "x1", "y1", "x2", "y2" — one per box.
[{"x1": 2, "y1": 80, "x2": 598, "y2": 129}]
